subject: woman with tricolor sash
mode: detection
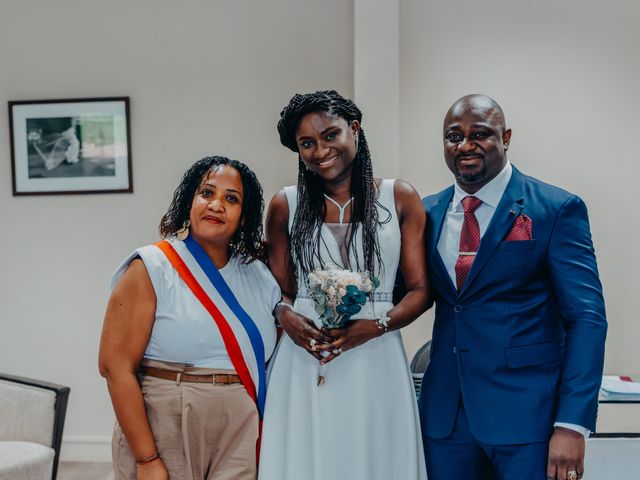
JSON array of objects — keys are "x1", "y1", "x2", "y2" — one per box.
[{"x1": 99, "y1": 156, "x2": 280, "y2": 480}]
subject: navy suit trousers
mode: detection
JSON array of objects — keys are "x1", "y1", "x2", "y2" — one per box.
[{"x1": 424, "y1": 399, "x2": 548, "y2": 480}]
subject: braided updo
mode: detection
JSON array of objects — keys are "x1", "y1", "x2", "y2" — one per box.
[{"x1": 277, "y1": 90, "x2": 389, "y2": 281}]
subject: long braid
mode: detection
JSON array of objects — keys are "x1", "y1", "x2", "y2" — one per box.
[{"x1": 277, "y1": 90, "x2": 390, "y2": 282}]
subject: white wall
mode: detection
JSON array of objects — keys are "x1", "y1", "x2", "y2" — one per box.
[
  {"x1": 399, "y1": 0, "x2": 640, "y2": 429},
  {"x1": 354, "y1": 0, "x2": 400, "y2": 180},
  {"x1": 0, "y1": 0, "x2": 352, "y2": 460}
]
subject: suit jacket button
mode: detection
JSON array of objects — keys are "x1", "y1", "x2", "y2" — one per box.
[{"x1": 454, "y1": 304, "x2": 463, "y2": 313}]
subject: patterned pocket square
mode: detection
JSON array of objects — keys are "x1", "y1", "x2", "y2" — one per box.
[{"x1": 506, "y1": 214, "x2": 533, "y2": 241}]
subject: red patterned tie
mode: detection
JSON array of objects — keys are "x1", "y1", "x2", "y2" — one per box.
[{"x1": 455, "y1": 196, "x2": 483, "y2": 290}]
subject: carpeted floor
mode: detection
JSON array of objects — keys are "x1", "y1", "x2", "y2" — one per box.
[{"x1": 58, "y1": 462, "x2": 114, "y2": 480}]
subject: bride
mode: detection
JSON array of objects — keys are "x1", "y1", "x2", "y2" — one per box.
[{"x1": 259, "y1": 90, "x2": 432, "y2": 480}]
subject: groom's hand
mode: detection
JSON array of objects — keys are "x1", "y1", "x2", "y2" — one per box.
[{"x1": 546, "y1": 426, "x2": 585, "y2": 480}]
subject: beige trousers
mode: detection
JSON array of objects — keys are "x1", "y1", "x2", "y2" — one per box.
[{"x1": 112, "y1": 361, "x2": 259, "y2": 480}]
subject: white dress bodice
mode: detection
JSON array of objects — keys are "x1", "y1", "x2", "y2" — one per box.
[{"x1": 284, "y1": 178, "x2": 399, "y2": 321}]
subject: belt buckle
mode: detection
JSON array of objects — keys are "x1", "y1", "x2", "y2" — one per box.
[{"x1": 212, "y1": 374, "x2": 227, "y2": 385}]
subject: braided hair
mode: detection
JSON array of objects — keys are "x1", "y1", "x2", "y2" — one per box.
[
  {"x1": 277, "y1": 90, "x2": 389, "y2": 281},
  {"x1": 159, "y1": 156, "x2": 265, "y2": 263}
]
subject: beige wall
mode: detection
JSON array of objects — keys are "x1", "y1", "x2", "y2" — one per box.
[
  {"x1": 0, "y1": 0, "x2": 352, "y2": 460},
  {"x1": 399, "y1": 0, "x2": 640, "y2": 429}
]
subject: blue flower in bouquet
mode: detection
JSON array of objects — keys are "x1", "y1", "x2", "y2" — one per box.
[{"x1": 336, "y1": 285, "x2": 367, "y2": 318}]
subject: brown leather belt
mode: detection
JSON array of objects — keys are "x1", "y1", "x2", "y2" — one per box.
[{"x1": 140, "y1": 366, "x2": 241, "y2": 385}]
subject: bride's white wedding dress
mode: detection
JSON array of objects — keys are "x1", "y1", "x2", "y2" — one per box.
[{"x1": 259, "y1": 180, "x2": 427, "y2": 480}]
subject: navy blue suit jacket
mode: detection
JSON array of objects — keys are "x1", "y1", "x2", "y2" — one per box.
[{"x1": 417, "y1": 166, "x2": 607, "y2": 445}]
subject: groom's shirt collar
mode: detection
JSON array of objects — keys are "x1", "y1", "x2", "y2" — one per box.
[{"x1": 451, "y1": 161, "x2": 512, "y2": 211}]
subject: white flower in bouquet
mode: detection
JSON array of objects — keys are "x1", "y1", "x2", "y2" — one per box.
[
  {"x1": 307, "y1": 265, "x2": 380, "y2": 330},
  {"x1": 326, "y1": 286, "x2": 337, "y2": 305}
]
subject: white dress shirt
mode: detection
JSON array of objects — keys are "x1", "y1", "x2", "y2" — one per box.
[
  {"x1": 437, "y1": 162, "x2": 513, "y2": 282},
  {"x1": 436, "y1": 161, "x2": 589, "y2": 438}
]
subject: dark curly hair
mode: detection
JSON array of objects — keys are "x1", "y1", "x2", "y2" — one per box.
[
  {"x1": 159, "y1": 156, "x2": 264, "y2": 263},
  {"x1": 277, "y1": 90, "x2": 389, "y2": 280}
]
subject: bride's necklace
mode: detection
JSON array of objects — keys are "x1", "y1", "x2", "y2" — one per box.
[{"x1": 323, "y1": 194, "x2": 353, "y2": 224}]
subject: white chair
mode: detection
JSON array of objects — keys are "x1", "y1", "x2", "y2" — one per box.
[
  {"x1": 583, "y1": 436, "x2": 640, "y2": 479},
  {"x1": 0, "y1": 374, "x2": 69, "y2": 480}
]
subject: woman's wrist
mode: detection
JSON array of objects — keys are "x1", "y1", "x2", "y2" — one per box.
[
  {"x1": 135, "y1": 451, "x2": 160, "y2": 465},
  {"x1": 272, "y1": 298, "x2": 294, "y2": 317},
  {"x1": 273, "y1": 299, "x2": 294, "y2": 314},
  {"x1": 273, "y1": 299, "x2": 295, "y2": 325},
  {"x1": 375, "y1": 312, "x2": 390, "y2": 334},
  {"x1": 361, "y1": 319, "x2": 384, "y2": 339},
  {"x1": 276, "y1": 306, "x2": 301, "y2": 332}
]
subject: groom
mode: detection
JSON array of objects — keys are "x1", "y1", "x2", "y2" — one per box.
[{"x1": 418, "y1": 95, "x2": 607, "y2": 480}]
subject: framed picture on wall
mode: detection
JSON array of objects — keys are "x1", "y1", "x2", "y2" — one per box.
[{"x1": 8, "y1": 97, "x2": 132, "y2": 195}]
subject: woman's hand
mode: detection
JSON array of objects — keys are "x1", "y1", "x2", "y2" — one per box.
[
  {"x1": 136, "y1": 457, "x2": 170, "y2": 480},
  {"x1": 318, "y1": 320, "x2": 382, "y2": 363},
  {"x1": 278, "y1": 307, "x2": 332, "y2": 361}
]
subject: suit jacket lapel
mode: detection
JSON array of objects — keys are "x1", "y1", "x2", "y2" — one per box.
[
  {"x1": 459, "y1": 166, "x2": 526, "y2": 297},
  {"x1": 427, "y1": 188, "x2": 457, "y2": 300}
]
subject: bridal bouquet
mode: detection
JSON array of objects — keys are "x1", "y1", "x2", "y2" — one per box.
[
  {"x1": 307, "y1": 266, "x2": 379, "y2": 385},
  {"x1": 307, "y1": 266, "x2": 380, "y2": 329}
]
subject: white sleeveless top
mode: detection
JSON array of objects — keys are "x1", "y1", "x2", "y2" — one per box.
[
  {"x1": 284, "y1": 179, "x2": 400, "y2": 321},
  {"x1": 111, "y1": 240, "x2": 280, "y2": 369}
]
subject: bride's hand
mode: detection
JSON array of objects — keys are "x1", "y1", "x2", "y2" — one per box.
[
  {"x1": 136, "y1": 457, "x2": 169, "y2": 480},
  {"x1": 318, "y1": 320, "x2": 383, "y2": 363},
  {"x1": 277, "y1": 307, "x2": 332, "y2": 361}
]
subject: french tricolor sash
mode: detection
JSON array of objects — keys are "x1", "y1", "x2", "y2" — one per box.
[{"x1": 154, "y1": 236, "x2": 267, "y2": 423}]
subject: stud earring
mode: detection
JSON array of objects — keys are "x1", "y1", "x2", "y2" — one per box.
[{"x1": 177, "y1": 220, "x2": 190, "y2": 241}]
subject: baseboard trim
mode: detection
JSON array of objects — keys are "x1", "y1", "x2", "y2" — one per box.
[{"x1": 61, "y1": 435, "x2": 112, "y2": 462}]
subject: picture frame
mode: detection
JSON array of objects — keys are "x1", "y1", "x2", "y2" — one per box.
[{"x1": 8, "y1": 97, "x2": 132, "y2": 195}]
